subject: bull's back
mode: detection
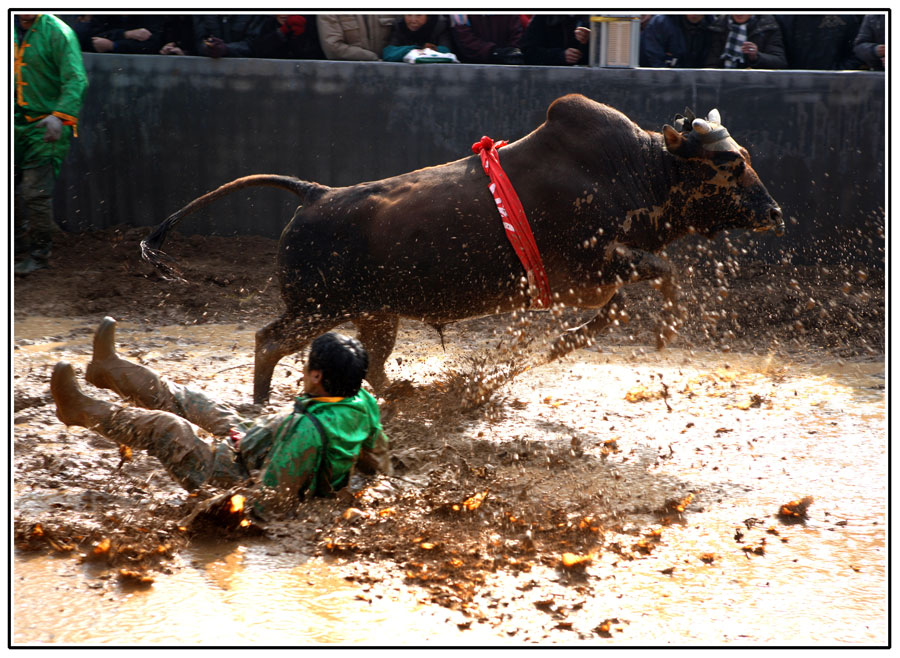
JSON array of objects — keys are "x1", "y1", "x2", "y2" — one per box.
[{"x1": 276, "y1": 156, "x2": 526, "y2": 321}]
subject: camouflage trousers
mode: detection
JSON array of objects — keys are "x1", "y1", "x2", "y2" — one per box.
[
  {"x1": 14, "y1": 164, "x2": 57, "y2": 263},
  {"x1": 97, "y1": 376, "x2": 262, "y2": 491}
]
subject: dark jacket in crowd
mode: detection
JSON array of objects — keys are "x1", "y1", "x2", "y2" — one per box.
[
  {"x1": 75, "y1": 15, "x2": 165, "y2": 54},
  {"x1": 639, "y1": 15, "x2": 714, "y2": 68},
  {"x1": 776, "y1": 15, "x2": 863, "y2": 70},
  {"x1": 450, "y1": 14, "x2": 523, "y2": 63},
  {"x1": 386, "y1": 15, "x2": 453, "y2": 50},
  {"x1": 253, "y1": 15, "x2": 325, "y2": 59},
  {"x1": 521, "y1": 15, "x2": 589, "y2": 66},
  {"x1": 704, "y1": 15, "x2": 787, "y2": 69},
  {"x1": 853, "y1": 14, "x2": 885, "y2": 70},
  {"x1": 63, "y1": 15, "x2": 94, "y2": 51},
  {"x1": 192, "y1": 15, "x2": 265, "y2": 58},
  {"x1": 160, "y1": 15, "x2": 196, "y2": 55}
]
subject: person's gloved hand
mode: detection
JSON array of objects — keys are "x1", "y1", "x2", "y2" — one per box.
[
  {"x1": 37, "y1": 115, "x2": 63, "y2": 142},
  {"x1": 203, "y1": 36, "x2": 228, "y2": 58},
  {"x1": 280, "y1": 15, "x2": 307, "y2": 36},
  {"x1": 489, "y1": 46, "x2": 524, "y2": 65}
]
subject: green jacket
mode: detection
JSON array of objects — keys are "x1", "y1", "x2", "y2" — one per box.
[
  {"x1": 239, "y1": 389, "x2": 390, "y2": 516},
  {"x1": 14, "y1": 14, "x2": 88, "y2": 174},
  {"x1": 14, "y1": 14, "x2": 88, "y2": 129}
]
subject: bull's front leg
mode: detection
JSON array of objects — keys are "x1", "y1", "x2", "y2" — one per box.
[
  {"x1": 547, "y1": 290, "x2": 628, "y2": 362},
  {"x1": 646, "y1": 258, "x2": 683, "y2": 350},
  {"x1": 354, "y1": 313, "x2": 400, "y2": 394},
  {"x1": 547, "y1": 245, "x2": 683, "y2": 363},
  {"x1": 612, "y1": 245, "x2": 683, "y2": 349},
  {"x1": 254, "y1": 313, "x2": 341, "y2": 404}
]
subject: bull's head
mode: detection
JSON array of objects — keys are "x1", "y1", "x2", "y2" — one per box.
[{"x1": 662, "y1": 109, "x2": 784, "y2": 237}]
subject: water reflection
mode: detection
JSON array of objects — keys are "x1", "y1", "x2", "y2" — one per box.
[{"x1": 13, "y1": 543, "x2": 510, "y2": 645}]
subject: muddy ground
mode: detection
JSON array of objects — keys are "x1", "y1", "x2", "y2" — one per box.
[{"x1": 12, "y1": 227, "x2": 886, "y2": 644}]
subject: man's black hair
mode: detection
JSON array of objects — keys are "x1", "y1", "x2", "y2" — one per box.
[{"x1": 307, "y1": 332, "x2": 369, "y2": 397}]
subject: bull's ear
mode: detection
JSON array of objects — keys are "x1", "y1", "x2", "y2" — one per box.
[{"x1": 663, "y1": 124, "x2": 684, "y2": 153}]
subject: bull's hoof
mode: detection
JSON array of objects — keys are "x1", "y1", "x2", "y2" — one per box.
[
  {"x1": 655, "y1": 329, "x2": 677, "y2": 351},
  {"x1": 548, "y1": 331, "x2": 591, "y2": 362},
  {"x1": 364, "y1": 371, "x2": 390, "y2": 396},
  {"x1": 382, "y1": 379, "x2": 415, "y2": 401}
]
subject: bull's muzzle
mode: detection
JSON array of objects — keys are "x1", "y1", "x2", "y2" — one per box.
[{"x1": 755, "y1": 205, "x2": 784, "y2": 236}]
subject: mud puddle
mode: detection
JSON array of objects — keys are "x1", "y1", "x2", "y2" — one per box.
[
  {"x1": 13, "y1": 544, "x2": 501, "y2": 645},
  {"x1": 461, "y1": 347, "x2": 886, "y2": 643},
  {"x1": 12, "y1": 316, "x2": 887, "y2": 645}
]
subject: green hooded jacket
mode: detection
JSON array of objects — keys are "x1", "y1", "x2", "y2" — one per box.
[
  {"x1": 14, "y1": 14, "x2": 88, "y2": 172},
  {"x1": 238, "y1": 388, "x2": 390, "y2": 516}
]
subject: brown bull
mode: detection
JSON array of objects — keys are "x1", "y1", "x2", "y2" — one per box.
[{"x1": 142, "y1": 94, "x2": 782, "y2": 403}]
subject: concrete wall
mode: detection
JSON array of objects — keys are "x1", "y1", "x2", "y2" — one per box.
[{"x1": 56, "y1": 54, "x2": 885, "y2": 265}]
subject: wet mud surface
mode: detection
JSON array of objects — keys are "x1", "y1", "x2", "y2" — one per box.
[{"x1": 13, "y1": 228, "x2": 886, "y2": 644}]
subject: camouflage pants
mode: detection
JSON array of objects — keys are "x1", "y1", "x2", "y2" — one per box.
[
  {"x1": 14, "y1": 164, "x2": 56, "y2": 263},
  {"x1": 98, "y1": 376, "x2": 261, "y2": 491}
]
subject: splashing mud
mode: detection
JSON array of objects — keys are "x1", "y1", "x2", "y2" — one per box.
[{"x1": 13, "y1": 229, "x2": 885, "y2": 645}]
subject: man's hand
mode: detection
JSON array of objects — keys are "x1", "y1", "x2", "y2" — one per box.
[
  {"x1": 741, "y1": 40, "x2": 759, "y2": 61},
  {"x1": 37, "y1": 115, "x2": 63, "y2": 142},
  {"x1": 124, "y1": 28, "x2": 151, "y2": 41},
  {"x1": 159, "y1": 42, "x2": 184, "y2": 55},
  {"x1": 203, "y1": 36, "x2": 228, "y2": 58},
  {"x1": 574, "y1": 26, "x2": 590, "y2": 44},
  {"x1": 564, "y1": 47, "x2": 583, "y2": 64},
  {"x1": 91, "y1": 36, "x2": 114, "y2": 52}
]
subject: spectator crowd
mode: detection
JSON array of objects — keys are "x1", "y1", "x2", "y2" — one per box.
[{"x1": 58, "y1": 13, "x2": 885, "y2": 70}]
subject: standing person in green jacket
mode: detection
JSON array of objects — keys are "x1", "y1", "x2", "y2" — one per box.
[
  {"x1": 14, "y1": 13, "x2": 88, "y2": 275},
  {"x1": 50, "y1": 318, "x2": 391, "y2": 520}
]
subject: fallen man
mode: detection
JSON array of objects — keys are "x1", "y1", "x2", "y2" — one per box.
[{"x1": 50, "y1": 318, "x2": 391, "y2": 520}]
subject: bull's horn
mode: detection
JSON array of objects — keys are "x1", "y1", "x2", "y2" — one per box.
[
  {"x1": 707, "y1": 109, "x2": 721, "y2": 124},
  {"x1": 692, "y1": 118, "x2": 712, "y2": 134}
]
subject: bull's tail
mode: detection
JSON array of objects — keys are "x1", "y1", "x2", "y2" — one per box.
[{"x1": 140, "y1": 174, "x2": 328, "y2": 279}]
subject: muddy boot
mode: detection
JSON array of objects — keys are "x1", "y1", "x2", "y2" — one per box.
[
  {"x1": 85, "y1": 316, "x2": 163, "y2": 406},
  {"x1": 52, "y1": 361, "x2": 214, "y2": 491},
  {"x1": 14, "y1": 257, "x2": 47, "y2": 275},
  {"x1": 51, "y1": 361, "x2": 116, "y2": 428},
  {"x1": 85, "y1": 316, "x2": 247, "y2": 435}
]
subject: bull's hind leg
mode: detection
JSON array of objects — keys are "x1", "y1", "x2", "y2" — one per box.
[
  {"x1": 354, "y1": 313, "x2": 399, "y2": 393},
  {"x1": 254, "y1": 314, "x2": 341, "y2": 404}
]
